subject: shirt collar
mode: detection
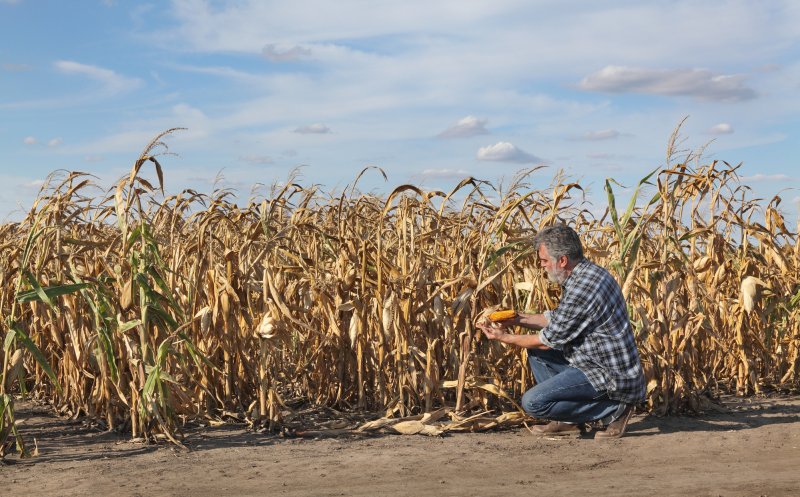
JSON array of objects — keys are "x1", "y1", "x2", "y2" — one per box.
[{"x1": 562, "y1": 258, "x2": 589, "y2": 288}]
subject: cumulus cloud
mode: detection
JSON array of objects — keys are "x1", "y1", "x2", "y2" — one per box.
[
  {"x1": 262, "y1": 44, "x2": 312, "y2": 62},
  {"x1": 23, "y1": 136, "x2": 36, "y2": 145},
  {"x1": 54, "y1": 60, "x2": 142, "y2": 95},
  {"x1": 579, "y1": 66, "x2": 756, "y2": 102},
  {"x1": 708, "y1": 123, "x2": 734, "y2": 134},
  {"x1": 294, "y1": 123, "x2": 331, "y2": 134},
  {"x1": 48, "y1": 137, "x2": 63, "y2": 147},
  {"x1": 477, "y1": 142, "x2": 541, "y2": 163},
  {"x1": 437, "y1": 116, "x2": 489, "y2": 138}
]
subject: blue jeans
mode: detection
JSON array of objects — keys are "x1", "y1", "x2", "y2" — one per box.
[{"x1": 522, "y1": 348, "x2": 622, "y2": 424}]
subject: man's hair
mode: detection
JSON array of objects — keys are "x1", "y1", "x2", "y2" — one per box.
[{"x1": 533, "y1": 224, "x2": 584, "y2": 262}]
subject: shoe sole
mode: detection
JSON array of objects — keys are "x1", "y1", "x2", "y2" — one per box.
[{"x1": 529, "y1": 425, "x2": 583, "y2": 438}]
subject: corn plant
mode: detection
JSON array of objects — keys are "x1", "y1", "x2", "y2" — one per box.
[{"x1": 0, "y1": 127, "x2": 798, "y2": 453}]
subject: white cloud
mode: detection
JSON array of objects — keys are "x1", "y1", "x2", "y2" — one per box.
[
  {"x1": 579, "y1": 66, "x2": 757, "y2": 102},
  {"x1": 477, "y1": 142, "x2": 542, "y2": 163},
  {"x1": 709, "y1": 123, "x2": 734, "y2": 134},
  {"x1": 155, "y1": 2, "x2": 800, "y2": 80},
  {"x1": 48, "y1": 137, "x2": 63, "y2": 147},
  {"x1": 23, "y1": 136, "x2": 36, "y2": 145},
  {"x1": 142, "y1": 1, "x2": 792, "y2": 150},
  {"x1": 5, "y1": 1, "x2": 800, "y2": 224},
  {"x1": 54, "y1": 60, "x2": 143, "y2": 96},
  {"x1": 437, "y1": 116, "x2": 489, "y2": 138},
  {"x1": 163, "y1": 0, "x2": 510, "y2": 54},
  {"x1": 294, "y1": 123, "x2": 331, "y2": 134},
  {"x1": 262, "y1": 44, "x2": 312, "y2": 62}
]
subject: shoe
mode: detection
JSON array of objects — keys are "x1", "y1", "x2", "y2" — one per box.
[
  {"x1": 595, "y1": 404, "x2": 634, "y2": 439},
  {"x1": 529, "y1": 421, "x2": 582, "y2": 436}
]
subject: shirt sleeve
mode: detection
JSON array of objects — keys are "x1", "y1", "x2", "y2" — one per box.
[{"x1": 538, "y1": 310, "x2": 555, "y2": 348}]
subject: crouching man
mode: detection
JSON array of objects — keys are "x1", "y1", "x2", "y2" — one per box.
[{"x1": 478, "y1": 224, "x2": 646, "y2": 439}]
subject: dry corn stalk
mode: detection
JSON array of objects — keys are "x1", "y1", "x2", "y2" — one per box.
[{"x1": 0, "y1": 127, "x2": 798, "y2": 448}]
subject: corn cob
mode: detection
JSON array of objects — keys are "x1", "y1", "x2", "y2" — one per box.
[{"x1": 488, "y1": 309, "x2": 517, "y2": 322}]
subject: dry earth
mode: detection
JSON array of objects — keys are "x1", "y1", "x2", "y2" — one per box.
[{"x1": 1, "y1": 395, "x2": 799, "y2": 497}]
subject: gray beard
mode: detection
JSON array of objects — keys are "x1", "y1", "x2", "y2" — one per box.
[{"x1": 547, "y1": 267, "x2": 568, "y2": 285}]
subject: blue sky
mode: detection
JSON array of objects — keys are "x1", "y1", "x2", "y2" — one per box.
[{"x1": 2, "y1": 0, "x2": 799, "y2": 227}]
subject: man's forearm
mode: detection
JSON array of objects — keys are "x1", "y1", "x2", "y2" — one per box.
[
  {"x1": 502, "y1": 312, "x2": 550, "y2": 349},
  {"x1": 479, "y1": 311, "x2": 551, "y2": 349},
  {"x1": 513, "y1": 312, "x2": 549, "y2": 331},
  {"x1": 495, "y1": 330, "x2": 548, "y2": 349}
]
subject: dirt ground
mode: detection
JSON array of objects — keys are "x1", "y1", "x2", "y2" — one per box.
[{"x1": 1, "y1": 395, "x2": 799, "y2": 497}]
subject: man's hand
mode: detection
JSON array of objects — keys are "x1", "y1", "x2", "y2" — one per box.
[
  {"x1": 476, "y1": 314, "x2": 549, "y2": 350},
  {"x1": 478, "y1": 320, "x2": 511, "y2": 342}
]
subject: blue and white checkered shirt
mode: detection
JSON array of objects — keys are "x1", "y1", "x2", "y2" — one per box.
[{"x1": 539, "y1": 258, "x2": 646, "y2": 404}]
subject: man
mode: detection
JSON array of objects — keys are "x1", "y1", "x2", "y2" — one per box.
[{"x1": 479, "y1": 224, "x2": 645, "y2": 439}]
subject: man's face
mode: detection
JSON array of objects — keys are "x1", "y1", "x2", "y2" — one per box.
[{"x1": 538, "y1": 244, "x2": 568, "y2": 284}]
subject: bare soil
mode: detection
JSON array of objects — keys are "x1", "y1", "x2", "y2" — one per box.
[{"x1": 2, "y1": 395, "x2": 799, "y2": 497}]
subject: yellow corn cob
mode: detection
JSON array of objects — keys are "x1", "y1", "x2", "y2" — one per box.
[{"x1": 488, "y1": 309, "x2": 517, "y2": 322}]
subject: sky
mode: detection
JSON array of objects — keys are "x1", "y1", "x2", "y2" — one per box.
[{"x1": 1, "y1": 0, "x2": 799, "y2": 228}]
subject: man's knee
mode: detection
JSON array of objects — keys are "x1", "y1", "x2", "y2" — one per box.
[{"x1": 521, "y1": 387, "x2": 551, "y2": 417}]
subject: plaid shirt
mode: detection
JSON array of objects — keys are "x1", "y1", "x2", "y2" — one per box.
[{"x1": 539, "y1": 259, "x2": 646, "y2": 404}]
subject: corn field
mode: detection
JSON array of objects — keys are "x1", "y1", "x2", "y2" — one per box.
[{"x1": 1, "y1": 129, "x2": 799, "y2": 454}]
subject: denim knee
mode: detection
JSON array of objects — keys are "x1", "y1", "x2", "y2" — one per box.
[{"x1": 521, "y1": 386, "x2": 550, "y2": 418}]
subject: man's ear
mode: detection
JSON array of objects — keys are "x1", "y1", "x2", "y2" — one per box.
[{"x1": 558, "y1": 255, "x2": 569, "y2": 268}]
